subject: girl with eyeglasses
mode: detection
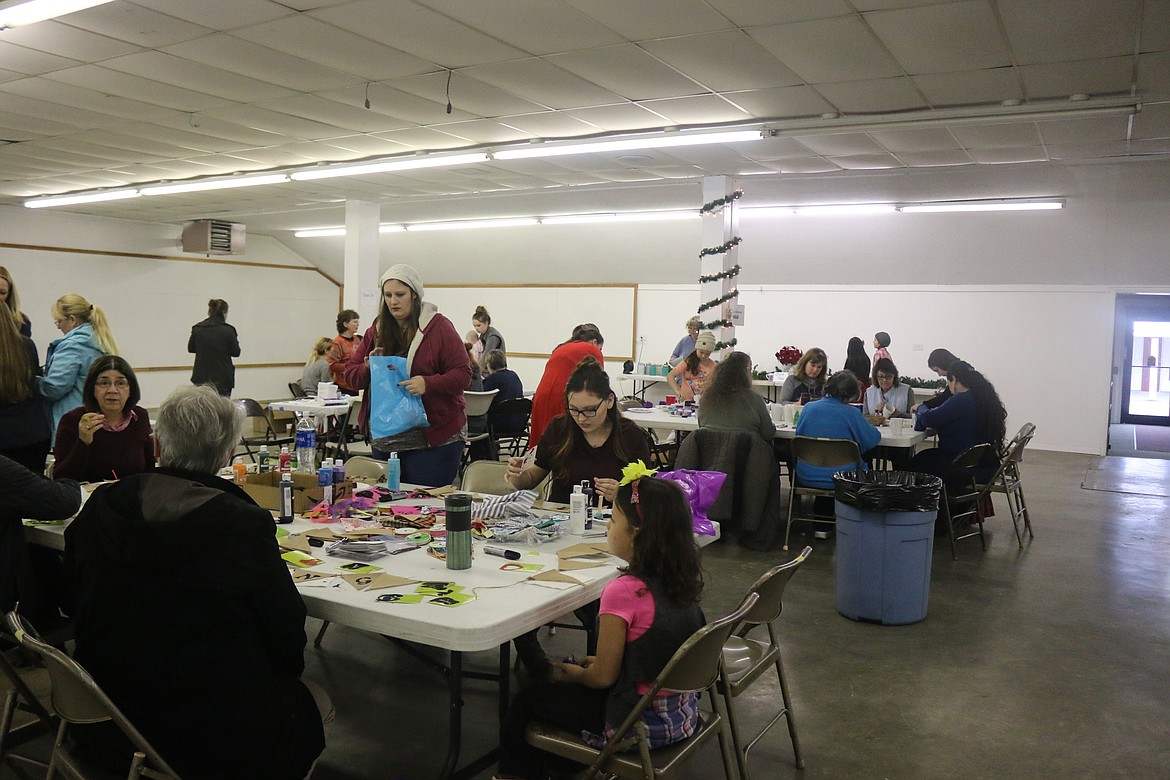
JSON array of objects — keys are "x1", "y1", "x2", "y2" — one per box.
[
  {"x1": 54, "y1": 355, "x2": 154, "y2": 483},
  {"x1": 495, "y1": 463, "x2": 705, "y2": 780}
]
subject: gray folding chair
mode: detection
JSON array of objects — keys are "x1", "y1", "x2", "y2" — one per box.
[
  {"x1": 719, "y1": 547, "x2": 812, "y2": 778},
  {"x1": 941, "y1": 443, "x2": 994, "y2": 559},
  {"x1": 0, "y1": 644, "x2": 55, "y2": 775},
  {"x1": 6, "y1": 612, "x2": 180, "y2": 780},
  {"x1": 784, "y1": 437, "x2": 863, "y2": 551},
  {"x1": 979, "y1": 423, "x2": 1036, "y2": 546},
  {"x1": 523, "y1": 593, "x2": 759, "y2": 780}
]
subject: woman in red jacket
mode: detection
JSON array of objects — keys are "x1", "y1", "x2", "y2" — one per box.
[
  {"x1": 527, "y1": 324, "x2": 604, "y2": 450},
  {"x1": 343, "y1": 264, "x2": 471, "y2": 487}
]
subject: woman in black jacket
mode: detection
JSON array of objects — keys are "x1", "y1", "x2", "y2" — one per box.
[{"x1": 187, "y1": 298, "x2": 240, "y2": 396}]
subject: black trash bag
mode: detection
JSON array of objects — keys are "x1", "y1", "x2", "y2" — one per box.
[{"x1": 832, "y1": 470, "x2": 941, "y2": 512}]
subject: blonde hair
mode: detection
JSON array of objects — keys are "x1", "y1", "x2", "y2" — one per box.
[
  {"x1": 0, "y1": 266, "x2": 23, "y2": 321},
  {"x1": 306, "y1": 336, "x2": 331, "y2": 366},
  {"x1": 0, "y1": 304, "x2": 32, "y2": 403},
  {"x1": 51, "y1": 294, "x2": 118, "y2": 354}
]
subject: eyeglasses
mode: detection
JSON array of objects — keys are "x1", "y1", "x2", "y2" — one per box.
[
  {"x1": 567, "y1": 399, "x2": 607, "y2": 419},
  {"x1": 875, "y1": 373, "x2": 895, "y2": 381},
  {"x1": 95, "y1": 379, "x2": 129, "y2": 389}
]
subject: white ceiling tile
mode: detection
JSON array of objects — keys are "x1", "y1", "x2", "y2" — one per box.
[
  {"x1": 999, "y1": 0, "x2": 1142, "y2": 64},
  {"x1": 748, "y1": 16, "x2": 902, "y2": 83},
  {"x1": 0, "y1": 111, "x2": 75, "y2": 138},
  {"x1": 255, "y1": 95, "x2": 415, "y2": 134},
  {"x1": 420, "y1": 120, "x2": 531, "y2": 144},
  {"x1": 101, "y1": 51, "x2": 295, "y2": 102},
  {"x1": 461, "y1": 58, "x2": 624, "y2": 110},
  {"x1": 707, "y1": 0, "x2": 855, "y2": 27},
  {"x1": 568, "y1": 0, "x2": 733, "y2": 40},
  {"x1": 386, "y1": 72, "x2": 550, "y2": 117},
  {"x1": 952, "y1": 123, "x2": 1043, "y2": 149},
  {"x1": 161, "y1": 34, "x2": 360, "y2": 92},
  {"x1": 1132, "y1": 101, "x2": 1170, "y2": 140},
  {"x1": 7, "y1": 144, "x2": 115, "y2": 168},
  {"x1": 371, "y1": 127, "x2": 478, "y2": 150},
  {"x1": 635, "y1": 95, "x2": 753, "y2": 125},
  {"x1": 327, "y1": 83, "x2": 474, "y2": 125},
  {"x1": 231, "y1": 15, "x2": 433, "y2": 81},
  {"x1": 744, "y1": 137, "x2": 818, "y2": 160},
  {"x1": 561, "y1": 103, "x2": 675, "y2": 132},
  {"x1": 58, "y1": 130, "x2": 195, "y2": 159},
  {"x1": 894, "y1": 150, "x2": 976, "y2": 167},
  {"x1": 912, "y1": 69, "x2": 1024, "y2": 107},
  {"x1": 828, "y1": 153, "x2": 904, "y2": 170},
  {"x1": 104, "y1": 123, "x2": 240, "y2": 153},
  {"x1": 0, "y1": 92, "x2": 122, "y2": 130},
  {"x1": 640, "y1": 30, "x2": 803, "y2": 91},
  {"x1": 45, "y1": 65, "x2": 235, "y2": 113},
  {"x1": 61, "y1": 2, "x2": 213, "y2": 48},
  {"x1": 1046, "y1": 141, "x2": 1135, "y2": 160},
  {"x1": 198, "y1": 105, "x2": 351, "y2": 141},
  {"x1": 1131, "y1": 137, "x2": 1170, "y2": 154},
  {"x1": 298, "y1": 135, "x2": 413, "y2": 157},
  {"x1": 774, "y1": 158, "x2": 843, "y2": 174},
  {"x1": 871, "y1": 127, "x2": 962, "y2": 152},
  {"x1": 153, "y1": 114, "x2": 292, "y2": 146},
  {"x1": 311, "y1": 0, "x2": 522, "y2": 67},
  {"x1": 0, "y1": 41, "x2": 80, "y2": 75},
  {"x1": 966, "y1": 146, "x2": 1049, "y2": 164},
  {"x1": 494, "y1": 112, "x2": 602, "y2": 138},
  {"x1": 126, "y1": 0, "x2": 294, "y2": 30},
  {"x1": 0, "y1": 77, "x2": 177, "y2": 122},
  {"x1": 816, "y1": 77, "x2": 928, "y2": 113},
  {"x1": 415, "y1": 0, "x2": 624, "y2": 54},
  {"x1": 1018, "y1": 58, "x2": 1137, "y2": 100},
  {"x1": 1143, "y1": 0, "x2": 1170, "y2": 50},
  {"x1": 792, "y1": 133, "x2": 888, "y2": 156},
  {"x1": 722, "y1": 86, "x2": 836, "y2": 119},
  {"x1": 1038, "y1": 116, "x2": 1132, "y2": 145},
  {"x1": 0, "y1": 21, "x2": 143, "y2": 61},
  {"x1": 866, "y1": 1, "x2": 1010, "y2": 74},
  {"x1": 1137, "y1": 53, "x2": 1170, "y2": 101},
  {"x1": 546, "y1": 45, "x2": 708, "y2": 101}
]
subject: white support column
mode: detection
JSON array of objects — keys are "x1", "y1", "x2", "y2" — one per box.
[
  {"x1": 344, "y1": 200, "x2": 380, "y2": 321},
  {"x1": 699, "y1": 176, "x2": 740, "y2": 353}
]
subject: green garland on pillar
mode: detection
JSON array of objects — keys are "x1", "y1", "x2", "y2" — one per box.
[
  {"x1": 697, "y1": 288, "x2": 738, "y2": 314},
  {"x1": 698, "y1": 263, "x2": 740, "y2": 283},
  {"x1": 699, "y1": 189, "x2": 743, "y2": 215},
  {"x1": 698, "y1": 239, "x2": 742, "y2": 260}
]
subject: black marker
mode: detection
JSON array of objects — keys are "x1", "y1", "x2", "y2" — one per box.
[{"x1": 484, "y1": 546, "x2": 521, "y2": 560}]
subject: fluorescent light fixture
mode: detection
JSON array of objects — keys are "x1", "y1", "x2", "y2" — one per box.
[
  {"x1": 140, "y1": 174, "x2": 288, "y2": 196},
  {"x1": 541, "y1": 211, "x2": 697, "y2": 225},
  {"x1": 290, "y1": 153, "x2": 489, "y2": 181},
  {"x1": 293, "y1": 227, "x2": 346, "y2": 238},
  {"x1": 794, "y1": 204, "x2": 896, "y2": 216},
  {"x1": 0, "y1": 0, "x2": 114, "y2": 28},
  {"x1": 24, "y1": 189, "x2": 140, "y2": 208},
  {"x1": 406, "y1": 218, "x2": 538, "y2": 232},
  {"x1": 899, "y1": 199, "x2": 1064, "y2": 213},
  {"x1": 494, "y1": 130, "x2": 762, "y2": 160}
]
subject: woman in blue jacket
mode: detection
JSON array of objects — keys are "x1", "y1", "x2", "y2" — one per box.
[
  {"x1": 794, "y1": 370, "x2": 881, "y2": 489},
  {"x1": 36, "y1": 294, "x2": 116, "y2": 444}
]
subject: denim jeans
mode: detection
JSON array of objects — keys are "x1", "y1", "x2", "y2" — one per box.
[{"x1": 372, "y1": 439, "x2": 463, "y2": 487}]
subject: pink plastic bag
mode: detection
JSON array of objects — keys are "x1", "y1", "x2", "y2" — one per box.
[{"x1": 655, "y1": 470, "x2": 726, "y2": 537}]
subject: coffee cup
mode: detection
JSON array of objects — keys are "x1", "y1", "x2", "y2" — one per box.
[
  {"x1": 665, "y1": 395, "x2": 677, "y2": 404},
  {"x1": 889, "y1": 417, "x2": 906, "y2": 435}
]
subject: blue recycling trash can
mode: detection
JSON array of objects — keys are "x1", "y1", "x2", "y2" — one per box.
[{"x1": 833, "y1": 470, "x2": 942, "y2": 625}]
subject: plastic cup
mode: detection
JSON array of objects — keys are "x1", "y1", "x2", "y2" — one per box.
[{"x1": 665, "y1": 395, "x2": 677, "y2": 404}]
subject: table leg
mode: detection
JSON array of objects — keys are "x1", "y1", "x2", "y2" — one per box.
[{"x1": 439, "y1": 651, "x2": 464, "y2": 780}]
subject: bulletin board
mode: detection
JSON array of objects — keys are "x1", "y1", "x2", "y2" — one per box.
[{"x1": 426, "y1": 284, "x2": 637, "y2": 360}]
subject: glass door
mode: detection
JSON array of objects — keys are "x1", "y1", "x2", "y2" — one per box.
[{"x1": 1120, "y1": 303, "x2": 1170, "y2": 426}]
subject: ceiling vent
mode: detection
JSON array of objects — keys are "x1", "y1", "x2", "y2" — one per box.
[{"x1": 182, "y1": 219, "x2": 245, "y2": 255}]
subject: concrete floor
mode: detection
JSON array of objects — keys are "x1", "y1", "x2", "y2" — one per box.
[{"x1": 6, "y1": 450, "x2": 1170, "y2": 779}]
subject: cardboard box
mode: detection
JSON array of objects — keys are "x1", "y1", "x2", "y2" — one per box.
[{"x1": 242, "y1": 472, "x2": 353, "y2": 513}]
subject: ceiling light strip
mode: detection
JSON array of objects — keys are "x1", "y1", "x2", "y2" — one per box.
[
  {"x1": 494, "y1": 130, "x2": 762, "y2": 160},
  {"x1": 24, "y1": 189, "x2": 140, "y2": 209},
  {"x1": 290, "y1": 153, "x2": 490, "y2": 182},
  {"x1": 0, "y1": 0, "x2": 115, "y2": 28}
]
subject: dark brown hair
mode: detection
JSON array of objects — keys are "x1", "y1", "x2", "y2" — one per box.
[
  {"x1": 473, "y1": 306, "x2": 491, "y2": 325},
  {"x1": 83, "y1": 354, "x2": 141, "y2": 413},
  {"x1": 613, "y1": 476, "x2": 704, "y2": 604},
  {"x1": 208, "y1": 299, "x2": 228, "y2": 319},
  {"x1": 336, "y1": 309, "x2": 359, "y2": 334},
  {"x1": 375, "y1": 280, "x2": 421, "y2": 356},
  {"x1": 550, "y1": 356, "x2": 633, "y2": 481}
]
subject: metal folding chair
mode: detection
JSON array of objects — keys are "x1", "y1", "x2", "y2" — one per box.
[{"x1": 783, "y1": 437, "x2": 863, "y2": 551}]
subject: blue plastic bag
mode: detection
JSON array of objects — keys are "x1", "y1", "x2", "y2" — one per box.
[{"x1": 369, "y1": 356, "x2": 429, "y2": 438}]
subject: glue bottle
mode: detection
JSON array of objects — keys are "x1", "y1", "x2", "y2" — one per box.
[
  {"x1": 332, "y1": 457, "x2": 345, "y2": 488},
  {"x1": 257, "y1": 444, "x2": 270, "y2": 473},
  {"x1": 386, "y1": 451, "x2": 401, "y2": 490},
  {"x1": 318, "y1": 461, "x2": 333, "y2": 505},
  {"x1": 569, "y1": 484, "x2": 587, "y2": 535},
  {"x1": 232, "y1": 456, "x2": 246, "y2": 485},
  {"x1": 278, "y1": 445, "x2": 291, "y2": 472},
  {"x1": 278, "y1": 469, "x2": 295, "y2": 524}
]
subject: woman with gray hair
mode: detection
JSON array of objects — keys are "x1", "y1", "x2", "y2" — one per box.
[
  {"x1": 668, "y1": 315, "x2": 702, "y2": 365},
  {"x1": 63, "y1": 385, "x2": 327, "y2": 778}
]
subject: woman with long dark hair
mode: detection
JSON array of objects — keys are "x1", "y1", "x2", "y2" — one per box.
[
  {"x1": 188, "y1": 298, "x2": 240, "y2": 397},
  {"x1": 344, "y1": 265, "x2": 470, "y2": 487},
  {"x1": 0, "y1": 304, "x2": 50, "y2": 472},
  {"x1": 0, "y1": 266, "x2": 31, "y2": 337},
  {"x1": 912, "y1": 360, "x2": 1006, "y2": 481},
  {"x1": 843, "y1": 336, "x2": 871, "y2": 382},
  {"x1": 922, "y1": 347, "x2": 962, "y2": 409},
  {"x1": 697, "y1": 351, "x2": 775, "y2": 443}
]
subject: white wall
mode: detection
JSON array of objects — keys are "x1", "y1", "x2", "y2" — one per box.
[{"x1": 0, "y1": 207, "x2": 339, "y2": 406}]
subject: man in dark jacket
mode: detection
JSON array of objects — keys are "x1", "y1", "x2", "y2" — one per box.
[
  {"x1": 64, "y1": 385, "x2": 326, "y2": 779},
  {"x1": 188, "y1": 298, "x2": 240, "y2": 396}
]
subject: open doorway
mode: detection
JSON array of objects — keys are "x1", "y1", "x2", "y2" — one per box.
[{"x1": 1110, "y1": 294, "x2": 1170, "y2": 458}]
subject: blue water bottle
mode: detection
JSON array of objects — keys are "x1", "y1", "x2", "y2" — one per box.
[
  {"x1": 332, "y1": 457, "x2": 345, "y2": 488},
  {"x1": 386, "y1": 451, "x2": 401, "y2": 489},
  {"x1": 317, "y1": 463, "x2": 333, "y2": 504}
]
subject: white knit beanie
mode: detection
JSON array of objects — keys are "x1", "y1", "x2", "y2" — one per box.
[{"x1": 379, "y1": 264, "x2": 425, "y2": 300}]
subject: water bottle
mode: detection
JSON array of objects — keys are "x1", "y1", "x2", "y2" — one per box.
[
  {"x1": 318, "y1": 462, "x2": 333, "y2": 504},
  {"x1": 386, "y1": 451, "x2": 401, "y2": 490},
  {"x1": 295, "y1": 413, "x2": 316, "y2": 474},
  {"x1": 257, "y1": 444, "x2": 270, "y2": 473},
  {"x1": 278, "y1": 445, "x2": 291, "y2": 472},
  {"x1": 445, "y1": 492, "x2": 472, "y2": 570},
  {"x1": 278, "y1": 469, "x2": 295, "y2": 524},
  {"x1": 569, "y1": 484, "x2": 587, "y2": 535}
]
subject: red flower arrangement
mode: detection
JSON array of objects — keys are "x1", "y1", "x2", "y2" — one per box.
[{"x1": 776, "y1": 346, "x2": 803, "y2": 366}]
